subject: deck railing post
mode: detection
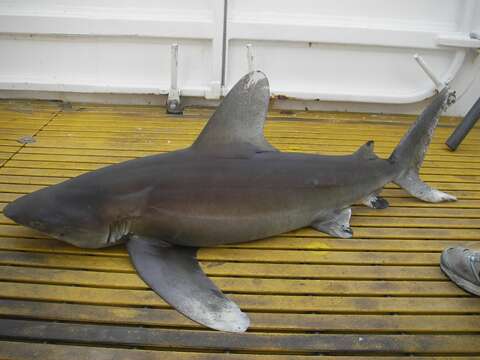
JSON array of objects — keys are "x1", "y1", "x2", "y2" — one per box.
[{"x1": 166, "y1": 43, "x2": 183, "y2": 114}]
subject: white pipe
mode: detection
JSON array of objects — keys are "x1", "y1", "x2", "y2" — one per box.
[
  {"x1": 413, "y1": 53, "x2": 445, "y2": 90},
  {"x1": 170, "y1": 43, "x2": 179, "y2": 92}
]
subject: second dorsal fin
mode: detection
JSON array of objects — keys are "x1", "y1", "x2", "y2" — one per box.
[
  {"x1": 192, "y1": 71, "x2": 277, "y2": 157},
  {"x1": 355, "y1": 140, "x2": 378, "y2": 160}
]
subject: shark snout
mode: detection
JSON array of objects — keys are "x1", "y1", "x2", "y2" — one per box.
[
  {"x1": 3, "y1": 196, "x2": 47, "y2": 231},
  {"x1": 3, "y1": 199, "x2": 23, "y2": 223},
  {"x1": 3, "y1": 192, "x2": 63, "y2": 234}
]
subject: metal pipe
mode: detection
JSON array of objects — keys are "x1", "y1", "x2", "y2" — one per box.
[
  {"x1": 166, "y1": 43, "x2": 182, "y2": 114},
  {"x1": 446, "y1": 97, "x2": 480, "y2": 150},
  {"x1": 413, "y1": 54, "x2": 445, "y2": 90},
  {"x1": 170, "y1": 43, "x2": 179, "y2": 91}
]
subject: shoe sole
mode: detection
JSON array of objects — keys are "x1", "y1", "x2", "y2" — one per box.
[{"x1": 440, "y1": 262, "x2": 480, "y2": 296}]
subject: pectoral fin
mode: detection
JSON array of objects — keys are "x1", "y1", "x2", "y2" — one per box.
[{"x1": 126, "y1": 235, "x2": 250, "y2": 332}]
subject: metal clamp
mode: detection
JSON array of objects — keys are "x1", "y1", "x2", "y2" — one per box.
[{"x1": 166, "y1": 43, "x2": 183, "y2": 114}]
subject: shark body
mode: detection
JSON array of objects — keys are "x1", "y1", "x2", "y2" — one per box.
[{"x1": 4, "y1": 72, "x2": 456, "y2": 332}]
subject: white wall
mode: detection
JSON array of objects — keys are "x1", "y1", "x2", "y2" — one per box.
[
  {"x1": 0, "y1": 0, "x2": 479, "y2": 116},
  {"x1": 0, "y1": 0, "x2": 225, "y2": 98}
]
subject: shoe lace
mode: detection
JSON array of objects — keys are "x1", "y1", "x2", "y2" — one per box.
[{"x1": 465, "y1": 248, "x2": 480, "y2": 283}]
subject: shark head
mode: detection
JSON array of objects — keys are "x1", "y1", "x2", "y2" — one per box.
[{"x1": 3, "y1": 183, "x2": 112, "y2": 248}]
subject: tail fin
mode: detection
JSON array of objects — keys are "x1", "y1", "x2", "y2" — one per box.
[{"x1": 390, "y1": 88, "x2": 456, "y2": 202}]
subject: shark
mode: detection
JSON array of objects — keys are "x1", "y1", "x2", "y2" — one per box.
[{"x1": 3, "y1": 71, "x2": 456, "y2": 332}]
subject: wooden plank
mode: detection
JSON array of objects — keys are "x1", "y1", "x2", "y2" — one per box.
[
  {"x1": 20, "y1": 146, "x2": 154, "y2": 157},
  {"x1": 381, "y1": 188, "x2": 480, "y2": 199},
  {"x1": 0, "y1": 175, "x2": 72, "y2": 185},
  {"x1": 200, "y1": 248, "x2": 441, "y2": 265},
  {"x1": 48, "y1": 113, "x2": 462, "y2": 127},
  {"x1": 225, "y1": 237, "x2": 478, "y2": 251},
  {"x1": 0, "y1": 244, "x2": 446, "y2": 280},
  {"x1": 2, "y1": 319, "x2": 480, "y2": 354},
  {"x1": 0, "y1": 193, "x2": 22, "y2": 202},
  {"x1": 43, "y1": 117, "x2": 469, "y2": 133},
  {"x1": 0, "y1": 145, "x2": 22, "y2": 153},
  {"x1": 0, "y1": 152, "x2": 11, "y2": 160},
  {"x1": 0, "y1": 248, "x2": 444, "y2": 268},
  {"x1": 353, "y1": 206, "x2": 480, "y2": 218},
  {"x1": 3, "y1": 300, "x2": 480, "y2": 333},
  {"x1": 0, "y1": 341, "x2": 327, "y2": 360},
  {"x1": 0, "y1": 265, "x2": 462, "y2": 296},
  {"x1": 0, "y1": 139, "x2": 28, "y2": 147},
  {"x1": 47, "y1": 109, "x2": 461, "y2": 129},
  {"x1": 350, "y1": 216, "x2": 480, "y2": 228},
  {"x1": 288, "y1": 226, "x2": 480, "y2": 240},
  {"x1": 0, "y1": 167, "x2": 86, "y2": 178},
  {"x1": 385, "y1": 197, "x2": 480, "y2": 207},
  {"x1": 1, "y1": 342, "x2": 478, "y2": 360},
  {"x1": 37, "y1": 127, "x2": 477, "y2": 147},
  {"x1": 0, "y1": 229, "x2": 477, "y2": 253},
  {"x1": 1, "y1": 281, "x2": 479, "y2": 313},
  {"x1": 20, "y1": 137, "x2": 480, "y2": 159},
  {"x1": 0, "y1": 183, "x2": 44, "y2": 193},
  {"x1": 16, "y1": 131, "x2": 479, "y2": 157},
  {"x1": 42, "y1": 114, "x2": 470, "y2": 128}
]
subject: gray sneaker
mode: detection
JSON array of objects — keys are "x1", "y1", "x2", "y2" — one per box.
[{"x1": 441, "y1": 246, "x2": 480, "y2": 296}]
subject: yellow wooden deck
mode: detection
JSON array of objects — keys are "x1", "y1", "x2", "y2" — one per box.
[{"x1": 0, "y1": 99, "x2": 479, "y2": 359}]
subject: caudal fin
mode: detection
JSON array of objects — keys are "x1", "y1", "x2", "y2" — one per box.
[{"x1": 389, "y1": 88, "x2": 456, "y2": 202}]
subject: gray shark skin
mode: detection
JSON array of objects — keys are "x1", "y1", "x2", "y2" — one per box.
[{"x1": 3, "y1": 71, "x2": 456, "y2": 332}]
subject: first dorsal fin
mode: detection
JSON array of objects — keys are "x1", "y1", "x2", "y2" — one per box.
[
  {"x1": 355, "y1": 140, "x2": 378, "y2": 160},
  {"x1": 192, "y1": 71, "x2": 277, "y2": 157}
]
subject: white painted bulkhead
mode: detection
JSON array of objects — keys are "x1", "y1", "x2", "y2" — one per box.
[{"x1": 0, "y1": 0, "x2": 478, "y2": 116}]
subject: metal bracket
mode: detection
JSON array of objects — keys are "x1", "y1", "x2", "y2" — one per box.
[
  {"x1": 17, "y1": 135, "x2": 36, "y2": 144},
  {"x1": 166, "y1": 43, "x2": 183, "y2": 114},
  {"x1": 436, "y1": 32, "x2": 480, "y2": 49}
]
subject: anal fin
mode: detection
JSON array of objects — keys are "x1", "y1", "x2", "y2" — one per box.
[
  {"x1": 312, "y1": 208, "x2": 353, "y2": 238},
  {"x1": 126, "y1": 235, "x2": 250, "y2": 332}
]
